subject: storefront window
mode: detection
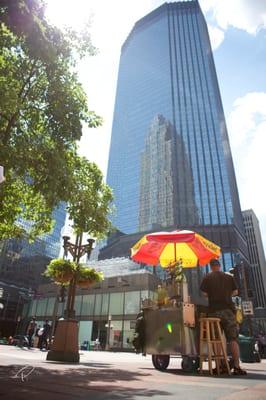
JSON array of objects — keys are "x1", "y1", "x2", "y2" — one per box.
[
  {"x1": 109, "y1": 292, "x2": 124, "y2": 315},
  {"x1": 110, "y1": 320, "x2": 123, "y2": 348},
  {"x1": 150, "y1": 291, "x2": 157, "y2": 301},
  {"x1": 75, "y1": 295, "x2": 82, "y2": 315},
  {"x1": 101, "y1": 293, "x2": 109, "y2": 316},
  {"x1": 94, "y1": 294, "x2": 102, "y2": 316},
  {"x1": 57, "y1": 301, "x2": 65, "y2": 317},
  {"x1": 46, "y1": 298, "x2": 56, "y2": 316},
  {"x1": 125, "y1": 291, "x2": 140, "y2": 314},
  {"x1": 29, "y1": 299, "x2": 37, "y2": 316},
  {"x1": 36, "y1": 298, "x2": 48, "y2": 316},
  {"x1": 123, "y1": 320, "x2": 135, "y2": 349},
  {"x1": 140, "y1": 290, "x2": 149, "y2": 302},
  {"x1": 22, "y1": 301, "x2": 29, "y2": 318},
  {"x1": 81, "y1": 294, "x2": 95, "y2": 316}
]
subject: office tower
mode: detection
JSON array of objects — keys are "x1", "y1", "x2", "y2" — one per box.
[
  {"x1": 242, "y1": 210, "x2": 266, "y2": 308},
  {"x1": 106, "y1": 1, "x2": 248, "y2": 271},
  {"x1": 0, "y1": 202, "x2": 66, "y2": 289}
]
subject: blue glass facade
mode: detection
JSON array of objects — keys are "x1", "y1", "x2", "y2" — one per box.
[
  {"x1": 0, "y1": 202, "x2": 66, "y2": 288},
  {"x1": 107, "y1": 1, "x2": 248, "y2": 270}
]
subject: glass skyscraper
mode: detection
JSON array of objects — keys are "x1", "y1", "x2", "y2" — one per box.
[
  {"x1": 0, "y1": 202, "x2": 66, "y2": 288},
  {"x1": 107, "y1": 1, "x2": 248, "y2": 270},
  {"x1": 242, "y1": 210, "x2": 266, "y2": 308}
]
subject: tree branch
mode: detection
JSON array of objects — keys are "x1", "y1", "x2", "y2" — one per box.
[{"x1": 2, "y1": 60, "x2": 38, "y2": 145}]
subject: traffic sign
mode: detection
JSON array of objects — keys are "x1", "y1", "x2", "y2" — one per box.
[{"x1": 242, "y1": 301, "x2": 254, "y2": 316}]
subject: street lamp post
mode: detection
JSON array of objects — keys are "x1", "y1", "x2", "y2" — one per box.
[
  {"x1": 50, "y1": 285, "x2": 66, "y2": 340},
  {"x1": 234, "y1": 258, "x2": 254, "y2": 336},
  {"x1": 62, "y1": 234, "x2": 95, "y2": 319},
  {"x1": 47, "y1": 233, "x2": 95, "y2": 363}
]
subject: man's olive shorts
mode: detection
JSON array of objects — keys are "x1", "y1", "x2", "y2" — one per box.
[{"x1": 208, "y1": 309, "x2": 238, "y2": 341}]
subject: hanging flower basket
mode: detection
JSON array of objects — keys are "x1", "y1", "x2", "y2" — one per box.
[
  {"x1": 76, "y1": 267, "x2": 103, "y2": 289},
  {"x1": 76, "y1": 280, "x2": 94, "y2": 289},
  {"x1": 44, "y1": 258, "x2": 76, "y2": 285}
]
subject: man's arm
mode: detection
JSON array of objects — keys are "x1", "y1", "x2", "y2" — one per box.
[
  {"x1": 200, "y1": 275, "x2": 209, "y2": 297},
  {"x1": 231, "y1": 276, "x2": 238, "y2": 297}
]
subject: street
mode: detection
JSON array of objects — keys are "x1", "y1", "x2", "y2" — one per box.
[{"x1": 0, "y1": 346, "x2": 266, "y2": 400}]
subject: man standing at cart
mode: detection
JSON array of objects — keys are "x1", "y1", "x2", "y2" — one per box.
[{"x1": 200, "y1": 258, "x2": 247, "y2": 375}]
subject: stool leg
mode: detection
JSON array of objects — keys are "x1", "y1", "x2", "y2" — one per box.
[
  {"x1": 216, "y1": 322, "x2": 231, "y2": 375},
  {"x1": 199, "y1": 321, "x2": 205, "y2": 374},
  {"x1": 211, "y1": 322, "x2": 220, "y2": 375},
  {"x1": 206, "y1": 321, "x2": 213, "y2": 375}
]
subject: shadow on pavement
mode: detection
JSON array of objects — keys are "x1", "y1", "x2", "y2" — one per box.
[
  {"x1": 0, "y1": 365, "x2": 169, "y2": 400},
  {"x1": 140, "y1": 367, "x2": 266, "y2": 381},
  {"x1": 45, "y1": 360, "x2": 112, "y2": 368}
]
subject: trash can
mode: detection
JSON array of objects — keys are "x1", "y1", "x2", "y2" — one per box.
[{"x1": 238, "y1": 335, "x2": 260, "y2": 363}]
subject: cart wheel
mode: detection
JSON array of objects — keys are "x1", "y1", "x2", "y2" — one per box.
[
  {"x1": 152, "y1": 354, "x2": 170, "y2": 371},
  {"x1": 181, "y1": 356, "x2": 199, "y2": 372}
]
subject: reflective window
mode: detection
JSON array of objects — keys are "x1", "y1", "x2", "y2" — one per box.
[
  {"x1": 123, "y1": 320, "x2": 135, "y2": 349},
  {"x1": 109, "y1": 292, "x2": 124, "y2": 315},
  {"x1": 57, "y1": 302, "x2": 64, "y2": 317},
  {"x1": 140, "y1": 290, "x2": 149, "y2": 302},
  {"x1": 101, "y1": 293, "x2": 109, "y2": 316},
  {"x1": 36, "y1": 298, "x2": 47, "y2": 316},
  {"x1": 109, "y1": 320, "x2": 123, "y2": 348},
  {"x1": 75, "y1": 295, "x2": 83, "y2": 315},
  {"x1": 30, "y1": 300, "x2": 37, "y2": 316},
  {"x1": 94, "y1": 293, "x2": 102, "y2": 316},
  {"x1": 125, "y1": 291, "x2": 140, "y2": 314},
  {"x1": 81, "y1": 295, "x2": 95, "y2": 316},
  {"x1": 106, "y1": 2, "x2": 244, "y2": 245},
  {"x1": 46, "y1": 298, "x2": 56, "y2": 316}
]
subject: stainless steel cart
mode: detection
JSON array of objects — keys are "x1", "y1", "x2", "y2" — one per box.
[{"x1": 142, "y1": 283, "x2": 200, "y2": 372}]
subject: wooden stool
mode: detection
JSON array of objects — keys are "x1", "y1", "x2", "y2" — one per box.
[{"x1": 199, "y1": 317, "x2": 231, "y2": 376}]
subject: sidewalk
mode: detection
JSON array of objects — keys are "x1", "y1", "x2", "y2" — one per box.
[{"x1": 0, "y1": 346, "x2": 266, "y2": 400}]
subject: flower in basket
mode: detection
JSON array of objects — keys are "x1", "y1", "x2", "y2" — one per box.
[
  {"x1": 43, "y1": 258, "x2": 76, "y2": 285},
  {"x1": 76, "y1": 266, "x2": 104, "y2": 289}
]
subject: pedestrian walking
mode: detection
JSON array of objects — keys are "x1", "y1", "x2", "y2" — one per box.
[
  {"x1": 26, "y1": 317, "x2": 37, "y2": 348},
  {"x1": 39, "y1": 320, "x2": 51, "y2": 350}
]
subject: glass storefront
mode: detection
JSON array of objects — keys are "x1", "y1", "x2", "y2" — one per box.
[{"x1": 27, "y1": 289, "x2": 156, "y2": 350}]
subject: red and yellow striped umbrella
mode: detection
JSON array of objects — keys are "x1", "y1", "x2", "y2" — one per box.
[{"x1": 131, "y1": 230, "x2": 221, "y2": 268}]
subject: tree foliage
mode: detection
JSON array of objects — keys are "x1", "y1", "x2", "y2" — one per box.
[
  {"x1": 0, "y1": 0, "x2": 112, "y2": 240},
  {"x1": 68, "y1": 158, "x2": 113, "y2": 238}
]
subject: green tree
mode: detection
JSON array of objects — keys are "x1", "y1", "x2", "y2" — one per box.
[
  {"x1": 57, "y1": 156, "x2": 113, "y2": 320},
  {"x1": 0, "y1": 0, "x2": 107, "y2": 240}
]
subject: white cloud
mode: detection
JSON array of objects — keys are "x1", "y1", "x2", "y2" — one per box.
[
  {"x1": 228, "y1": 92, "x2": 266, "y2": 249},
  {"x1": 46, "y1": 0, "x2": 156, "y2": 177},
  {"x1": 201, "y1": 0, "x2": 266, "y2": 34},
  {"x1": 207, "y1": 24, "x2": 225, "y2": 50}
]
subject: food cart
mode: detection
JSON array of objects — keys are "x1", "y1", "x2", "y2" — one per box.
[
  {"x1": 139, "y1": 281, "x2": 200, "y2": 372},
  {"x1": 131, "y1": 229, "x2": 221, "y2": 372}
]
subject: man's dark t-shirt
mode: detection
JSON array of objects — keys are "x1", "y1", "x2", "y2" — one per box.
[{"x1": 200, "y1": 271, "x2": 238, "y2": 312}]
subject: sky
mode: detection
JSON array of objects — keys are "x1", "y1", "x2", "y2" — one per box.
[{"x1": 45, "y1": 0, "x2": 266, "y2": 252}]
